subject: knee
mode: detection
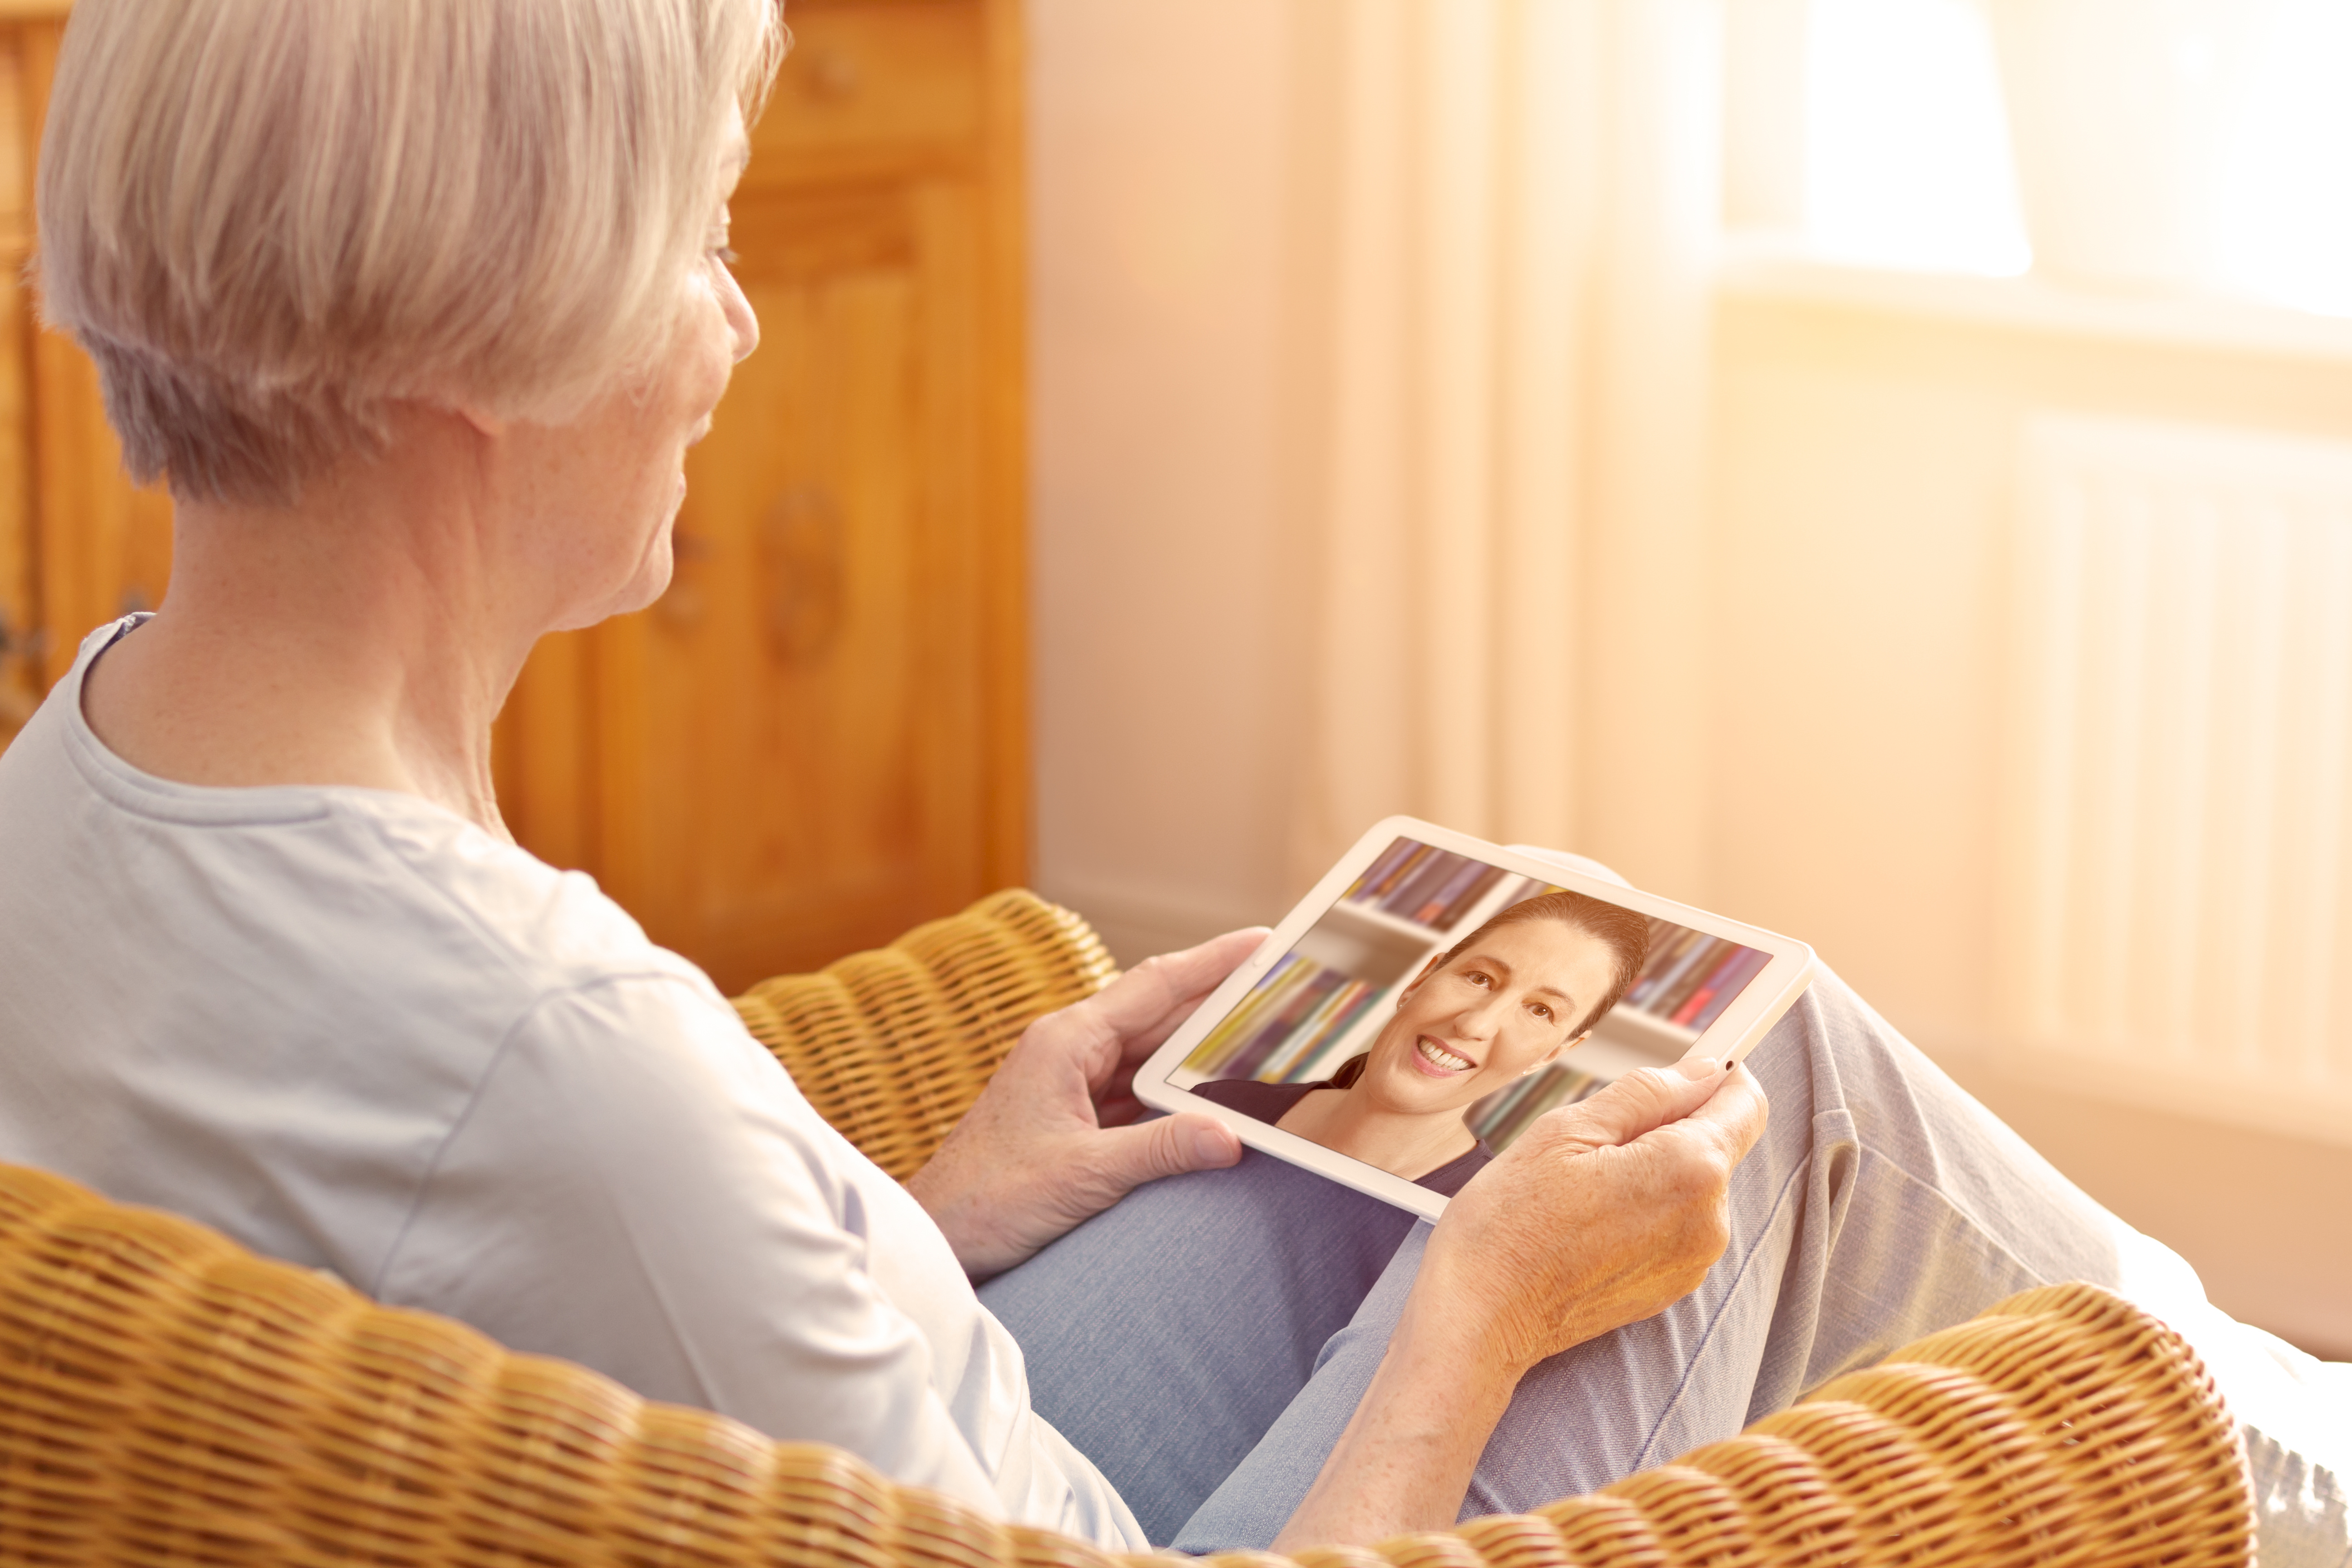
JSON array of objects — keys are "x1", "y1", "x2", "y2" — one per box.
[{"x1": 1742, "y1": 965, "x2": 1950, "y2": 1134}]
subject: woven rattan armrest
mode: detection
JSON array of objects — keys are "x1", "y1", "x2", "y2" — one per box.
[
  {"x1": 0, "y1": 1162, "x2": 2251, "y2": 1568},
  {"x1": 731, "y1": 889, "x2": 1119, "y2": 1180}
]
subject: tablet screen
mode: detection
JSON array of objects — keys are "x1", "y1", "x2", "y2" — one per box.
[{"x1": 1161, "y1": 835, "x2": 1773, "y2": 1162}]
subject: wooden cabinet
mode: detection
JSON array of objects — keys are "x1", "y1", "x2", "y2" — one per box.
[
  {"x1": 0, "y1": 0, "x2": 1028, "y2": 995},
  {"x1": 0, "y1": 17, "x2": 175, "y2": 738}
]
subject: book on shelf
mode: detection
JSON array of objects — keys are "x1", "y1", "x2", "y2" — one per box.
[
  {"x1": 1617, "y1": 919, "x2": 1765, "y2": 1035},
  {"x1": 1465, "y1": 1059, "x2": 1604, "y2": 1152},
  {"x1": 1341, "y1": 838, "x2": 1513, "y2": 933},
  {"x1": 1181, "y1": 952, "x2": 1387, "y2": 1083},
  {"x1": 1349, "y1": 838, "x2": 1430, "y2": 903},
  {"x1": 1669, "y1": 946, "x2": 1770, "y2": 1030}
]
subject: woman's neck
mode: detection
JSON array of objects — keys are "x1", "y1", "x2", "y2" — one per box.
[
  {"x1": 76, "y1": 418, "x2": 541, "y2": 835},
  {"x1": 1279, "y1": 1087, "x2": 1480, "y2": 1181}
]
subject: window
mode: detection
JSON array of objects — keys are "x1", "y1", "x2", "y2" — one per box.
[
  {"x1": 1729, "y1": 0, "x2": 2352, "y2": 316},
  {"x1": 2218, "y1": 0, "x2": 2352, "y2": 316},
  {"x1": 1803, "y1": 0, "x2": 2027, "y2": 276}
]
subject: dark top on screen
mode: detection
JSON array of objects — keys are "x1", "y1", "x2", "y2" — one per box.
[{"x1": 1191, "y1": 1078, "x2": 1494, "y2": 1196}]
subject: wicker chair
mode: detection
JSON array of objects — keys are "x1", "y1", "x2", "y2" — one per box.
[
  {"x1": 731, "y1": 889, "x2": 1120, "y2": 1180},
  {"x1": 0, "y1": 890, "x2": 2255, "y2": 1568}
]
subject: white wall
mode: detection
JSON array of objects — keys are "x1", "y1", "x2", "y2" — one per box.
[
  {"x1": 1706, "y1": 293, "x2": 2352, "y2": 1357},
  {"x1": 1027, "y1": 2, "x2": 2352, "y2": 1357},
  {"x1": 1029, "y1": 0, "x2": 1312, "y2": 960}
]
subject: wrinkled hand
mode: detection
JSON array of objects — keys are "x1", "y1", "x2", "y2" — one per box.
[
  {"x1": 907, "y1": 929, "x2": 1267, "y2": 1279},
  {"x1": 1418, "y1": 1046, "x2": 1770, "y2": 1376},
  {"x1": 1269, "y1": 1044, "x2": 1769, "y2": 1553}
]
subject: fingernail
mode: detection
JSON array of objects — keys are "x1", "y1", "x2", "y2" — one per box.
[
  {"x1": 1676, "y1": 1051, "x2": 1723, "y2": 1081},
  {"x1": 1189, "y1": 1123, "x2": 1235, "y2": 1165}
]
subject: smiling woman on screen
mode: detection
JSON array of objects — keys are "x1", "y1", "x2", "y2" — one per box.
[{"x1": 1195, "y1": 893, "x2": 1651, "y2": 1189}]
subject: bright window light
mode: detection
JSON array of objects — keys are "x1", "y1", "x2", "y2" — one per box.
[
  {"x1": 1805, "y1": 0, "x2": 2031, "y2": 276},
  {"x1": 2217, "y1": 0, "x2": 2352, "y2": 317}
]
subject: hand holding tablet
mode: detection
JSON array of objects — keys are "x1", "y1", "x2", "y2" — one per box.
[
  {"x1": 916, "y1": 818, "x2": 1808, "y2": 1548},
  {"x1": 1135, "y1": 817, "x2": 1817, "y2": 1220},
  {"x1": 906, "y1": 927, "x2": 1263, "y2": 1279},
  {"x1": 1270, "y1": 1041, "x2": 1769, "y2": 1551}
]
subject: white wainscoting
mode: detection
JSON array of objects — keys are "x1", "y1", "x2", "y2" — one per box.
[{"x1": 1997, "y1": 414, "x2": 2352, "y2": 1145}]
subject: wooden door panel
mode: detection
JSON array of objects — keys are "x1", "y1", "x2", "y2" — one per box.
[
  {"x1": 30, "y1": 321, "x2": 172, "y2": 684},
  {"x1": 592, "y1": 185, "x2": 990, "y2": 990},
  {"x1": 754, "y1": 0, "x2": 984, "y2": 179},
  {"x1": 902, "y1": 180, "x2": 988, "y2": 912},
  {"x1": 491, "y1": 626, "x2": 598, "y2": 871}
]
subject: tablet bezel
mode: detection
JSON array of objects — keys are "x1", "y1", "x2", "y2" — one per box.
[{"x1": 1132, "y1": 816, "x2": 1818, "y2": 1221}]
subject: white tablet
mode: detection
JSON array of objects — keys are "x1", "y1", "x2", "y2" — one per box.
[{"x1": 1134, "y1": 817, "x2": 1817, "y2": 1221}]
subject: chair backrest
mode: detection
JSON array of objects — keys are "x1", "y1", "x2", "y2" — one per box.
[
  {"x1": 731, "y1": 888, "x2": 1119, "y2": 1179},
  {"x1": 0, "y1": 1158, "x2": 2252, "y2": 1568}
]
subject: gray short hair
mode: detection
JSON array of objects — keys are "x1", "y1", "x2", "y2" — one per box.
[{"x1": 35, "y1": 0, "x2": 786, "y2": 505}]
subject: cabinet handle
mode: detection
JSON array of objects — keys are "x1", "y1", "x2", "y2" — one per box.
[{"x1": 760, "y1": 485, "x2": 844, "y2": 668}]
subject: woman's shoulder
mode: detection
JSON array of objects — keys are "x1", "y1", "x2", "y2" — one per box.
[
  {"x1": 1190, "y1": 1076, "x2": 1323, "y2": 1124},
  {"x1": 0, "y1": 639, "x2": 720, "y2": 1060},
  {"x1": 1414, "y1": 1139, "x2": 1495, "y2": 1196},
  {"x1": 359, "y1": 802, "x2": 681, "y2": 977}
]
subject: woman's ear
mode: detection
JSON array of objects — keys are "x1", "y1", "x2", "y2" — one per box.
[{"x1": 1397, "y1": 953, "x2": 1447, "y2": 1007}]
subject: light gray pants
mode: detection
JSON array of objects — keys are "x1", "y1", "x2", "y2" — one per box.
[{"x1": 980, "y1": 970, "x2": 2350, "y2": 1564}]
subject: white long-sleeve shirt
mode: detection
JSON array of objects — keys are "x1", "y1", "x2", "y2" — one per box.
[{"x1": 0, "y1": 617, "x2": 1146, "y2": 1548}]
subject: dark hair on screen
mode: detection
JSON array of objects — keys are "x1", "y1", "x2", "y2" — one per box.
[{"x1": 1325, "y1": 891, "x2": 1652, "y2": 1088}]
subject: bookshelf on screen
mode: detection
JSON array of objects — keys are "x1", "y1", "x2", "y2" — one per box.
[{"x1": 1167, "y1": 837, "x2": 1774, "y2": 1154}]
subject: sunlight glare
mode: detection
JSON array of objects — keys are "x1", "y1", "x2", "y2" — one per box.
[
  {"x1": 1806, "y1": 0, "x2": 2032, "y2": 276},
  {"x1": 2216, "y1": 0, "x2": 2352, "y2": 317}
]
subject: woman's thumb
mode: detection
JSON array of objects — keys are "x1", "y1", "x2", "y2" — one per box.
[
  {"x1": 1086, "y1": 1112, "x2": 1244, "y2": 1197},
  {"x1": 1566, "y1": 1047, "x2": 1727, "y2": 1145}
]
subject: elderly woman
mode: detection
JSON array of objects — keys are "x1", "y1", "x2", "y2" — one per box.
[
  {"x1": 1195, "y1": 892, "x2": 1653, "y2": 1188},
  {"x1": 0, "y1": 2, "x2": 2342, "y2": 1563},
  {"x1": 0, "y1": 0, "x2": 1762, "y2": 1553}
]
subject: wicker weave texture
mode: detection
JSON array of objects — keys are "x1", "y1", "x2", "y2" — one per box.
[
  {"x1": 0, "y1": 1158, "x2": 2251, "y2": 1568},
  {"x1": 731, "y1": 889, "x2": 1120, "y2": 1180}
]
